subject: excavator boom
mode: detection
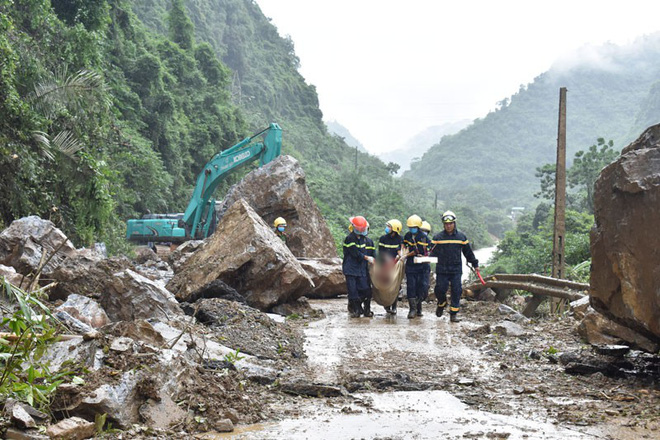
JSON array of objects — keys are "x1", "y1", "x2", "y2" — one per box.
[{"x1": 126, "y1": 123, "x2": 282, "y2": 243}]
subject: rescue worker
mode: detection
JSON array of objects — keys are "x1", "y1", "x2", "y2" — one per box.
[
  {"x1": 273, "y1": 217, "x2": 288, "y2": 244},
  {"x1": 403, "y1": 215, "x2": 431, "y2": 319},
  {"x1": 430, "y1": 211, "x2": 478, "y2": 323},
  {"x1": 362, "y1": 223, "x2": 376, "y2": 317},
  {"x1": 418, "y1": 220, "x2": 433, "y2": 316},
  {"x1": 377, "y1": 219, "x2": 404, "y2": 314},
  {"x1": 342, "y1": 216, "x2": 375, "y2": 317}
]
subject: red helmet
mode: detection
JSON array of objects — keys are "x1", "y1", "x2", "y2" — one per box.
[{"x1": 349, "y1": 216, "x2": 368, "y2": 234}]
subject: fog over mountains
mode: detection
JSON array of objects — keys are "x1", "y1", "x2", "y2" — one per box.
[{"x1": 378, "y1": 120, "x2": 472, "y2": 173}]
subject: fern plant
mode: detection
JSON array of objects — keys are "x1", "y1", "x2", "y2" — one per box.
[{"x1": 0, "y1": 277, "x2": 63, "y2": 411}]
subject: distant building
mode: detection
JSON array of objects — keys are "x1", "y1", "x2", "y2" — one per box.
[{"x1": 510, "y1": 207, "x2": 525, "y2": 223}]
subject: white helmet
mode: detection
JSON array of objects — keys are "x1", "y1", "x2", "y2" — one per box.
[{"x1": 442, "y1": 211, "x2": 457, "y2": 223}]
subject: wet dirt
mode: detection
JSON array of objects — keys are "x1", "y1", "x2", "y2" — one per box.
[{"x1": 234, "y1": 297, "x2": 659, "y2": 439}]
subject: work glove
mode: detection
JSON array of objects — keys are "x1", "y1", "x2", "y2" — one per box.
[{"x1": 366, "y1": 256, "x2": 375, "y2": 265}]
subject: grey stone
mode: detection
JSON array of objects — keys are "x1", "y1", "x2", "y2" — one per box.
[
  {"x1": 216, "y1": 155, "x2": 337, "y2": 258},
  {"x1": 280, "y1": 380, "x2": 347, "y2": 397},
  {"x1": 100, "y1": 269, "x2": 183, "y2": 322},
  {"x1": 493, "y1": 321, "x2": 526, "y2": 337},
  {"x1": 595, "y1": 344, "x2": 630, "y2": 357},
  {"x1": 56, "y1": 294, "x2": 109, "y2": 329},
  {"x1": 0, "y1": 216, "x2": 76, "y2": 276},
  {"x1": 46, "y1": 416, "x2": 95, "y2": 440},
  {"x1": 591, "y1": 124, "x2": 660, "y2": 344},
  {"x1": 578, "y1": 309, "x2": 658, "y2": 353},
  {"x1": 297, "y1": 257, "x2": 346, "y2": 298},
  {"x1": 168, "y1": 199, "x2": 314, "y2": 311},
  {"x1": 9, "y1": 404, "x2": 36, "y2": 429},
  {"x1": 215, "y1": 418, "x2": 234, "y2": 432},
  {"x1": 569, "y1": 296, "x2": 591, "y2": 320},
  {"x1": 110, "y1": 336, "x2": 135, "y2": 352}
]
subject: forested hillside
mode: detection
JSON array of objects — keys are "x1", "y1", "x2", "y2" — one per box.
[
  {"x1": 0, "y1": 0, "x2": 493, "y2": 255},
  {"x1": 129, "y1": 0, "x2": 468, "y2": 247},
  {"x1": 407, "y1": 34, "x2": 660, "y2": 209}
]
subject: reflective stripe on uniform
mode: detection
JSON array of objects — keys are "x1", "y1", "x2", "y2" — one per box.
[
  {"x1": 431, "y1": 240, "x2": 469, "y2": 245},
  {"x1": 450, "y1": 306, "x2": 460, "y2": 312},
  {"x1": 343, "y1": 242, "x2": 367, "y2": 248},
  {"x1": 379, "y1": 243, "x2": 400, "y2": 248},
  {"x1": 438, "y1": 301, "x2": 447, "y2": 307}
]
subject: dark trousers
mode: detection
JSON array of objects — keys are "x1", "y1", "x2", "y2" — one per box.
[
  {"x1": 346, "y1": 275, "x2": 369, "y2": 300},
  {"x1": 434, "y1": 272, "x2": 462, "y2": 313},
  {"x1": 406, "y1": 272, "x2": 426, "y2": 300}
]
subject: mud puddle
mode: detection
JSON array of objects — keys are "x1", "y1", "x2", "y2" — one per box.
[
  {"x1": 225, "y1": 297, "x2": 657, "y2": 439},
  {"x1": 219, "y1": 390, "x2": 592, "y2": 439}
]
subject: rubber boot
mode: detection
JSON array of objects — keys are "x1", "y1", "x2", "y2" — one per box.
[
  {"x1": 391, "y1": 299, "x2": 397, "y2": 314},
  {"x1": 407, "y1": 298, "x2": 417, "y2": 319},
  {"x1": 450, "y1": 313, "x2": 461, "y2": 323},
  {"x1": 356, "y1": 299, "x2": 364, "y2": 316},
  {"x1": 416, "y1": 299, "x2": 424, "y2": 317},
  {"x1": 436, "y1": 304, "x2": 444, "y2": 317},
  {"x1": 348, "y1": 299, "x2": 361, "y2": 318},
  {"x1": 362, "y1": 299, "x2": 374, "y2": 317}
]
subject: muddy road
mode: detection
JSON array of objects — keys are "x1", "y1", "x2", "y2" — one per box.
[{"x1": 225, "y1": 297, "x2": 659, "y2": 440}]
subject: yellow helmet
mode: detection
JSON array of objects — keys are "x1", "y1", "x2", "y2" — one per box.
[
  {"x1": 442, "y1": 211, "x2": 457, "y2": 223},
  {"x1": 406, "y1": 215, "x2": 423, "y2": 228},
  {"x1": 273, "y1": 217, "x2": 287, "y2": 228},
  {"x1": 386, "y1": 219, "x2": 402, "y2": 234},
  {"x1": 421, "y1": 221, "x2": 431, "y2": 232}
]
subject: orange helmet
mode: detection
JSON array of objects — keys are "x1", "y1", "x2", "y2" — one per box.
[{"x1": 349, "y1": 216, "x2": 368, "y2": 234}]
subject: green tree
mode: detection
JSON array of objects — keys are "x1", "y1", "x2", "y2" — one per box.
[
  {"x1": 534, "y1": 137, "x2": 618, "y2": 213},
  {"x1": 168, "y1": 0, "x2": 194, "y2": 50},
  {"x1": 568, "y1": 138, "x2": 618, "y2": 213}
]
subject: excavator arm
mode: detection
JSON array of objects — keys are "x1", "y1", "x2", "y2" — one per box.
[
  {"x1": 182, "y1": 123, "x2": 282, "y2": 239},
  {"x1": 126, "y1": 123, "x2": 282, "y2": 243}
]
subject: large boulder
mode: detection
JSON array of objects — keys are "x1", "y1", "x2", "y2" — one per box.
[
  {"x1": 590, "y1": 124, "x2": 660, "y2": 344},
  {"x1": 100, "y1": 269, "x2": 184, "y2": 322},
  {"x1": 216, "y1": 155, "x2": 337, "y2": 258},
  {"x1": 297, "y1": 257, "x2": 346, "y2": 298},
  {"x1": 0, "y1": 216, "x2": 76, "y2": 276},
  {"x1": 167, "y1": 199, "x2": 314, "y2": 311},
  {"x1": 49, "y1": 254, "x2": 129, "y2": 300}
]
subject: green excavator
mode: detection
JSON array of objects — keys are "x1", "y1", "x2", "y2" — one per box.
[{"x1": 126, "y1": 123, "x2": 282, "y2": 244}]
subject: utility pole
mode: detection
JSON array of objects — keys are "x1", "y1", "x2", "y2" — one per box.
[
  {"x1": 551, "y1": 87, "x2": 567, "y2": 313},
  {"x1": 523, "y1": 87, "x2": 567, "y2": 317}
]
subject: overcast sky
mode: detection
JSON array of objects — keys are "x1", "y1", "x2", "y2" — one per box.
[{"x1": 256, "y1": 0, "x2": 660, "y2": 154}]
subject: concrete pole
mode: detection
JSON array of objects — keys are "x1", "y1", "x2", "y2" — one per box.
[
  {"x1": 523, "y1": 87, "x2": 568, "y2": 317},
  {"x1": 551, "y1": 87, "x2": 567, "y2": 312}
]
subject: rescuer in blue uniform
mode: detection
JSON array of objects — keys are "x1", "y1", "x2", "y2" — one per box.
[
  {"x1": 418, "y1": 220, "x2": 433, "y2": 317},
  {"x1": 403, "y1": 214, "x2": 431, "y2": 319},
  {"x1": 430, "y1": 211, "x2": 478, "y2": 323},
  {"x1": 342, "y1": 216, "x2": 375, "y2": 317},
  {"x1": 377, "y1": 219, "x2": 404, "y2": 314},
  {"x1": 362, "y1": 224, "x2": 376, "y2": 317}
]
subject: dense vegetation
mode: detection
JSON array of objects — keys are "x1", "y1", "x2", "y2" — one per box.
[{"x1": 0, "y1": 0, "x2": 492, "y2": 255}]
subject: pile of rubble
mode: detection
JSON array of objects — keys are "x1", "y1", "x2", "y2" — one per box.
[{"x1": 0, "y1": 156, "x2": 346, "y2": 438}]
